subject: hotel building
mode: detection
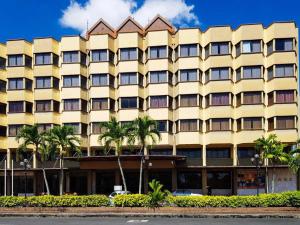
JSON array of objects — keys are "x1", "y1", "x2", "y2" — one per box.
[{"x1": 0, "y1": 16, "x2": 299, "y2": 195}]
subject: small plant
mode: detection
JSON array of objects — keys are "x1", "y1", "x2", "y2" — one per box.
[{"x1": 148, "y1": 179, "x2": 168, "y2": 208}]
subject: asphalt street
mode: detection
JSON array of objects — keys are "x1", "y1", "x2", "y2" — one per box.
[{"x1": 0, "y1": 217, "x2": 299, "y2": 225}]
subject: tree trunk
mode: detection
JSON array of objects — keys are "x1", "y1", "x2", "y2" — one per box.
[
  {"x1": 117, "y1": 156, "x2": 127, "y2": 192},
  {"x1": 271, "y1": 167, "x2": 276, "y2": 193},
  {"x1": 42, "y1": 166, "x2": 50, "y2": 195},
  {"x1": 59, "y1": 155, "x2": 64, "y2": 195},
  {"x1": 138, "y1": 145, "x2": 144, "y2": 194},
  {"x1": 265, "y1": 166, "x2": 269, "y2": 193}
]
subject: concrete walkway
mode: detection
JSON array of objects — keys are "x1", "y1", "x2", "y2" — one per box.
[{"x1": 0, "y1": 207, "x2": 299, "y2": 218}]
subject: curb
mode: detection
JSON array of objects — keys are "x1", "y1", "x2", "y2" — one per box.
[{"x1": 0, "y1": 213, "x2": 299, "y2": 218}]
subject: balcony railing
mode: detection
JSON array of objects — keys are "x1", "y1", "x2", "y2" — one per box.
[{"x1": 177, "y1": 157, "x2": 203, "y2": 167}]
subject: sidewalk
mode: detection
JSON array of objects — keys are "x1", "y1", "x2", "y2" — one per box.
[{"x1": 0, "y1": 207, "x2": 299, "y2": 218}]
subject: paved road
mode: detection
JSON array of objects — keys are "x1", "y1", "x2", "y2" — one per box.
[{"x1": 0, "y1": 217, "x2": 299, "y2": 225}]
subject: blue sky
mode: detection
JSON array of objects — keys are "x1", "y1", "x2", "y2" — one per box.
[{"x1": 0, "y1": 0, "x2": 299, "y2": 43}]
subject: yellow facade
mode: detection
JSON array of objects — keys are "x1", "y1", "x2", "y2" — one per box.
[{"x1": 0, "y1": 17, "x2": 298, "y2": 171}]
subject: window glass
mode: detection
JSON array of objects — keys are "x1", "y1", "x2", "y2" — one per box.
[
  {"x1": 9, "y1": 101, "x2": 24, "y2": 113},
  {"x1": 91, "y1": 50, "x2": 107, "y2": 62},
  {"x1": 63, "y1": 51, "x2": 79, "y2": 63},
  {"x1": 275, "y1": 39, "x2": 293, "y2": 51},
  {"x1": 120, "y1": 97, "x2": 137, "y2": 109},
  {"x1": 276, "y1": 116, "x2": 295, "y2": 129},
  {"x1": 156, "y1": 120, "x2": 168, "y2": 132},
  {"x1": 8, "y1": 78, "x2": 23, "y2": 90},
  {"x1": 150, "y1": 96, "x2": 168, "y2": 108},
  {"x1": 35, "y1": 100, "x2": 51, "y2": 112},
  {"x1": 180, "y1": 119, "x2": 198, "y2": 132},
  {"x1": 276, "y1": 90, "x2": 294, "y2": 103},
  {"x1": 180, "y1": 94, "x2": 198, "y2": 107},
  {"x1": 120, "y1": 48, "x2": 137, "y2": 61},
  {"x1": 243, "y1": 66, "x2": 261, "y2": 79},
  {"x1": 180, "y1": 44, "x2": 198, "y2": 57},
  {"x1": 92, "y1": 98, "x2": 109, "y2": 110},
  {"x1": 207, "y1": 149, "x2": 230, "y2": 158},
  {"x1": 91, "y1": 74, "x2": 108, "y2": 86},
  {"x1": 35, "y1": 53, "x2": 51, "y2": 65},
  {"x1": 63, "y1": 123, "x2": 81, "y2": 134},
  {"x1": 0, "y1": 57, "x2": 6, "y2": 69},
  {"x1": 180, "y1": 69, "x2": 197, "y2": 82},
  {"x1": 275, "y1": 64, "x2": 294, "y2": 77},
  {"x1": 36, "y1": 77, "x2": 51, "y2": 88},
  {"x1": 63, "y1": 99, "x2": 80, "y2": 111},
  {"x1": 211, "y1": 93, "x2": 229, "y2": 106},
  {"x1": 8, "y1": 55, "x2": 23, "y2": 67},
  {"x1": 120, "y1": 73, "x2": 137, "y2": 85},
  {"x1": 149, "y1": 71, "x2": 167, "y2": 83},
  {"x1": 0, "y1": 80, "x2": 6, "y2": 92},
  {"x1": 63, "y1": 75, "x2": 80, "y2": 87},
  {"x1": 149, "y1": 46, "x2": 167, "y2": 59}
]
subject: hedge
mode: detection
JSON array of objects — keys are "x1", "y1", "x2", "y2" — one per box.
[
  {"x1": 114, "y1": 191, "x2": 300, "y2": 208},
  {"x1": 0, "y1": 195, "x2": 110, "y2": 207},
  {"x1": 0, "y1": 192, "x2": 299, "y2": 207}
]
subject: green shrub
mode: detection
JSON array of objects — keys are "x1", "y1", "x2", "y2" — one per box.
[
  {"x1": 0, "y1": 195, "x2": 110, "y2": 207},
  {"x1": 114, "y1": 194, "x2": 150, "y2": 207}
]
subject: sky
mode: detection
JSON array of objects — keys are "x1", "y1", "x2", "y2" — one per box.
[{"x1": 0, "y1": 0, "x2": 299, "y2": 42}]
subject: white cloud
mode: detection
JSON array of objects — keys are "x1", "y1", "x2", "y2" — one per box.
[{"x1": 60, "y1": 0, "x2": 199, "y2": 33}]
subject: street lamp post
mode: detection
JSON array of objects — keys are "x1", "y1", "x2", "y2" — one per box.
[
  {"x1": 251, "y1": 153, "x2": 263, "y2": 196},
  {"x1": 20, "y1": 159, "x2": 31, "y2": 199}
]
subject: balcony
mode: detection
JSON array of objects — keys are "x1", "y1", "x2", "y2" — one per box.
[
  {"x1": 205, "y1": 131, "x2": 233, "y2": 145},
  {"x1": 118, "y1": 85, "x2": 143, "y2": 97},
  {"x1": 117, "y1": 61, "x2": 143, "y2": 73},
  {"x1": 266, "y1": 77, "x2": 297, "y2": 92},
  {"x1": 266, "y1": 51, "x2": 297, "y2": 67},
  {"x1": 89, "y1": 61, "x2": 114, "y2": 74},
  {"x1": 177, "y1": 157, "x2": 202, "y2": 167},
  {"x1": 235, "y1": 130, "x2": 265, "y2": 145},
  {"x1": 7, "y1": 113, "x2": 34, "y2": 125},
  {"x1": 268, "y1": 129, "x2": 298, "y2": 143},
  {"x1": 176, "y1": 57, "x2": 201, "y2": 70},
  {"x1": 175, "y1": 132, "x2": 203, "y2": 146},
  {"x1": 234, "y1": 79, "x2": 264, "y2": 93},
  {"x1": 147, "y1": 83, "x2": 173, "y2": 96},
  {"x1": 0, "y1": 136, "x2": 7, "y2": 149},
  {"x1": 175, "y1": 82, "x2": 202, "y2": 95},
  {"x1": 33, "y1": 65, "x2": 59, "y2": 77},
  {"x1": 157, "y1": 133, "x2": 173, "y2": 146},
  {"x1": 7, "y1": 90, "x2": 33, "y2": 102},
  {"x1": 34, "y1": 112, "x2": 60, "y2": 124},
  {"x1": 267, "y1": 103, "x2": 298, "y2": 118},
  {"x1": 61, "y1": 111, "x2": 88, "y2": 123},
  {"x1": 206, "y1": 158, "x2": 233, "y2": 167},
  {"x1": 175, "y1": 107, "x2": 201, "y2": 120},
  {"x1": 34, "y1": 89, "x2": 60, "y2": 101},
  {"x1": 204, "y1": 106, "x2": 233, "y2": 119},
  {"x1": 235, "y1": 104, "x2": 265, "y2": 118},
  {"x1": 60, "y1": 63, "x2": 87, "y2": 75},
  {"x1": 118, "y1": 109, "x2": 144, "y2": 121},
  {"x1": 205, "y1": 55, "x2": 232, "y2": 68},
  {"x1": 61, "y1": 87, "x2": 88, "y2": 99},
  {"x1": 147, "y1": 108, "x2": 172, "y2": 120},
  {"x1": 90, "y1": 110, "x2": 112, "y2": 122},
  {"x1": 89, "y1": 86, "x2": 114, "y2": 98},
  {"x1": 235, "y1": 53, "x2": 264, "y2": 68},
  {"x1": 146, "y1": 58, "x2": 172, "y2": 71},
  {"x1": 204, "y1": 80, "x2": 233, "y2": 94},
  {"x1": 237, "y1": 158, "x2": 255, "y2": 167}
]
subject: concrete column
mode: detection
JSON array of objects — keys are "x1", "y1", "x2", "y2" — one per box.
[
  {"x1": 115, "y1": 170, "x2": 121, "y2": 186},
  {"x1": 7, "y1": 149, "x2": 11, "y2": 169},
  {"x1": 232, "y1": 168, "x2": 238, "y2": 195},
  {"x1": 91, "y1": 171, "x2": 96, "y2": 194},
  {"x1": 233, "y1": 145, "x2": 238, "y2": 166},
  {"x1": 87, "y1": 171, "x2": 92, "y2": 194},
  {"x1": 143, "y1": 169, "x2": 149, "y2": 193},
  {"x1": 171, "y1": 169, "x2": 177, "y2": 192},
  {"x1": 202, "y1": 145, "x2": 206, "y2": 166},
  {"x1": 33, "y1": 172, "x2": 37, "y2": 194},
  {"x1": 202, "y1": 168, "x2": 207, "y2": 195},
  {"x1": 65, "y1": 172, "x2": 70, "y2": 193}
]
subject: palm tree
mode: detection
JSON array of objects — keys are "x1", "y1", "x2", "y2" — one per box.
[
  {"x1": 46, "y1": 125, "x2": 81, "y2": 195},
  {"x1": 254, "y1": 134, "x2": 288, "y2": 193},
  {"x1": 98, "y1": 117, "x2": 132, "y2": 192},
  {"x1": 131, "y1": 116, "x2": 161, "y2": 194},
  {"x1": 287, "y1": 139, "x2": 300, "y2": 174},
  {"x1": 16, "y1": 125, "x2": 52, "y2": 195}
]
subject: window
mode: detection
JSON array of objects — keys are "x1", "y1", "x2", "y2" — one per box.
[
  {"x1": 177, "y1": 149, "x2": 201, "y2": 158},
  {"x1": 120, "y1": 48, "x2": 137, "y2": 61},
  {"x1": 25, "y1": 55, "x2": 32, "y2": 68},
  {"x1": 238, "y1": 148, "x2": 256, "y2": 158},
  {"x1": 276, "y1": 116, "x2": 295, "y2": 129},
  {"x1": 156, "y1": 120, "x2": 168, "y2": 132},
  {"x1": 243, "y1": 118, "x2": 262, "y2": 130},
  {"x1": 0, "y1": 80, "x2": 6, "y2": 92},
  {"x1": 63, "y1": 99, "x2": 80, "y2": 111},
  {"x1": 92, "y1": 122, "x2": 106, "y2": 134},
  {"x1": 275, "y1": 39, "x2": 293, "y2": 51},
  {"x1": 210, "y1": 119, "x2": 230, "y2": 131},
  {"x1": 35, "y1": 77, "x2": 51, "y2": 89},
  {"x1": 211, "y1": 93, "x2": 230, "y2": 106},
  {"x1": 8, "y1": 125, "x2": 23, "y2": 136},
  {"x1": 149, "y1": 46, "x2": 167, "y2": 59},
  {"x1": 63, "y1": 51, "x2": 79, "y2": 63},
  {"x1": 243, "y1": 66, "x2": 261, "y2": 79},
  {"x1": 236, "y1": 68, "x2": 241, "y2": 81},
  {"x1": 63, "y1": 123, "x2": 81, "y2": 134},
  {"x1": 53, "y1": 101, "x2": 60, "y2": 112},
  {"x1": 179, "y1": 119, "x2": 198, "y2": 132},
  {"x1": 180, "y1": 94, "x2": 198, "y2": 107},
  {"x1": 8, "y1": 78, "x2": 23, "y2": 90},
  {"x1": 242, "y1": 40, "x2": 261, "y2": 53},
  {"x1": 275, "y1": 64, "x2": 294, "y2": 77},
  {"x1": 150, "y1": 149, "x2": 172, "y2": 155},
  {"x1": 211, "y1": 42, "x2": 229, "y2": 55},
  {"x1": 37, "y1": 124, "x2": 52, "y2": 133},
  {"x1": 177, "y1": 171, "x2": 202, "y2": 189},
  {"x1": 35, "y1": 53, "x2": 51, "y2": 65},
  {"x1": 35, "y1": 100, "x2": 51, "y2": 112},
  {"x1": 149, "y1": 71, "x2": 167, "y2": 83},
  {"x1": 207, "y1": 149, "x2": 230, "y2": 158},
  {"x1": 120, "y1": 73, "x2": 137, "y2": 85},
  {"x1": 8, "y1": 101, "x2": 24, "y2": 113},
  {"x1": 150, "y1": 96, "x2": 168, "y2": 108},
  {"x1": 63, "y1": 75, "x2": 79, "y2": 87},
  {"x1": 179, "y1": 69, "x2": 197, "y2": 82},
  {"x1": 91, "y1": 74, "x2": 108, "y2": 86},
  {"x1": 120, "y1": 97, "x2": 137, "y2": 109},
  {"x1": 276, "y1": 90, "x2": 294, "y2": 103},
  {"x1": 92, "y1": 98, "x2": 109, "y2": 110},
  {"x1": 25, "y1": 102, "x2": 33, "y2": 113},
  {"x1": 211, "y1": 68, "x2": 230, "y2": 80},
  {"x1": 180, "y1": 44, "x2": 198, "y2": 57},
  {"x1": 0, "y1": 126, "x2": 6, "y2": 137},
  {"x1": 91, "y1": 50, "x2": 107, "y2": 62},
  {"x1": 24, "y1": 79, "x2": 32, "y2": 91},
  {"x1": 243, "y1": 92, "x2": 262, "y2": 104},
  {"x1": 0, "y1": 57, "x2": 6, "y2": 69},
  {"x1": 8, "y1": 55, "x2": 23, "y2": 67},
  {"x1": 0, "y1": 103, "x2": 6, "y2": 114}
]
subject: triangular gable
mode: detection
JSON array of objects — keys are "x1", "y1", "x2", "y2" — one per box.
[
  {"x1": 117, "y1": 16, "x2": 144, "y2": 35},
  {"x1": 145, "y1": 15, "x2": 175, "y2": 34},
  {"x1": 86, "y1": 19, "x2": 116, "y2": 38}
]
